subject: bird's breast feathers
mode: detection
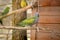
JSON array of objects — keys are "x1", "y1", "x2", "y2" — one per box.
[{"x1": 21, "y1": 1, "x2": 27, "y2": 8}]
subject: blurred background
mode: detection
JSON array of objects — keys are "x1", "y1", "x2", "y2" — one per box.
[{"x1": 0, "y1": 0, "x2": 60, "y2": 40}]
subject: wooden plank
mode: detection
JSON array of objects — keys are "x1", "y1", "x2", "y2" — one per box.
[
  {"x1": 37, "y1": 32, "x2": 60, "y2": 40},
  {"x1": 38, "y1": 0, "x2": 60, "y2": 6},
  {"x1": 38, "y1": 0, "x2": 51, "y2": 6},
  {"x1": 38, "y1": 24, "x2": 60, "y2": 31},
  {"x1": 31, "y1": 30, "x2": 36, "y2": 40},
  {"x1": 39, "y1": 7, "x2": 60, "y2": 11},
  {"x1": 39, "y1": 7, "x2": 60, "y2": 16},
  {"x1": 31, "y1": 1, "x2": 60, "y2": 40},
  {"x1": 37, "y1": 32, "x2": 52, "y2": 40},
  {"x1": 39, "y1": 12, "x2": 60, "y2": 16},
  {"x1": 38, "y1": 16, "x2": 60, "y2": 23},
  {"x1": 38, "y1": 24, "x2": 60, "y2": 27}
]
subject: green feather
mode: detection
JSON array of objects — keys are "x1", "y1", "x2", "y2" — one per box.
[
  {"x1": 17, "y1": 16, "x2": 37, "y2": 27},
  {"x1": 2, "y1": 7, "x2": 10, "y2": 15},
  {"x1": 0, "y1": 7, "x2": 10, "y2": 25}
]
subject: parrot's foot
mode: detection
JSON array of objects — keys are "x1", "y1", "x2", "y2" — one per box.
[
  {"x1": 36, "y1": 27, "x2": 46, "y2": 32},
  {"x1": 36, "y1": 27, "x2": 40, "y2": 32}
]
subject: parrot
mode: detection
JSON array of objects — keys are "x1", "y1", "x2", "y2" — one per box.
[
  {"x1": 0, "y1": 7, "x2": 10, "y2": 25},
  {"x1": 20, "y1": 0, "x2": 28, "y2": 19},
  {"x1": 2, "y1": 7, "x2": 10, "y2": 15},
  {"x1": 16, "y1": 12, "x2": 39, "y2": 27},
  {"x1": 20, "y1": 0, "x2": 27, "y2": 8},
  {"x1": 16, "y1": 12, "x2": 39, "y2": 40}
]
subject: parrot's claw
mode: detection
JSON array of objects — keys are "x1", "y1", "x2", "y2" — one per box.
[{"x1": 36, "y1": 27, "x2": 40, "y2": 32}]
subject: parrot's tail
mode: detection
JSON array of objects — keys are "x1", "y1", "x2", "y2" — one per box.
[{"x1": 0, "y1": 19, "x2": 3, "y2": 25}]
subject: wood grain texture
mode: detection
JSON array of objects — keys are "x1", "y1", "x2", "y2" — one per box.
[
  {"x1": 38, "y1": 16, "x2": 60, "y2": 23},
  {"x1": 31, "y1": 2, "x2": 60, "y2": 40},
  {"x1": 39, "y1": 0, "x2": 60, "y2": 6},
  {"x1": 36, "y1": 32, "x2": 60, "y2": 40},
  {"x1": 38, "y1": 24, "x2": 60, "y2": 32},
  {"x1": 39, "y1": 7, "x2": 60, "y2": 15}
]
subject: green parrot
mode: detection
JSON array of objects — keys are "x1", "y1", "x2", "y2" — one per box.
[
  {"x1": 0, "y1": 7, "x2": 10, "y2": 25},
  {"x1": 2, "y1": 7, "x2": 10, "y2": 15},
  {"x1": 16, "y1": 12, "x2": 39, "y2": 40},
  {"x1": 17, "y1": 12, "x2": 39, "y2": 27}
]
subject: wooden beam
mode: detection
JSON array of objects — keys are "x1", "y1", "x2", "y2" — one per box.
[
  {"x1": 0, "y1": 26, "x2": 55, "y2": 33},
  {"x1": 0, "y1": 26, "x2": 36, "y2": 30}
]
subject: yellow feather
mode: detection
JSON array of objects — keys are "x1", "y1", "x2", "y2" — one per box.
[{"x1": 20, "y1": 0, "x2": 27, "y2": 8}]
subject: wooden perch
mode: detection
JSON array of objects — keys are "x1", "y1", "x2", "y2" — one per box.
[
  {"x1": 0, "y1": 5, "x2": 33, "y2": 19},
  {"x1": 0, "y1": 26, "x2": 36, "y2": 30},
  {"x1": 0, "y1": 26, "x2": 57, "y2": 33}
]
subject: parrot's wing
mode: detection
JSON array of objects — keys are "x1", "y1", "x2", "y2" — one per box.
[{"x1": 2, "y1": 7, "x2": 10, "y2": 15}]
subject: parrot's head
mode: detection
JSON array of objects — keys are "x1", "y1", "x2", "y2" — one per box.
[
  {"x1": 4, "y1": 7, "x2": 10, "y2": 10},
  {"x1": 6, "y1": 7, "x2": 10, "y2": 9},
  {"x1": 34, "y1": 12, "x2": 39, "y2": 18}
]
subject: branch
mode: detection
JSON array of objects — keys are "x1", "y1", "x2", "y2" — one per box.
[
  {"x1": 0, "y1": 26, "x2": 59, "y2": 34},
  {"x1": 0, "y1": 26, "x2": 36, "y2": 30},
  {"x1": 0, "y1": 5, "x2": 32, "y2": 19}
]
